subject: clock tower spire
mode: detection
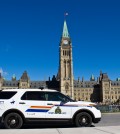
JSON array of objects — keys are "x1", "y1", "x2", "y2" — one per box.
[
  {"x1": 62, "y1": 20, "x2": 69, "y2": 38},
  {"x1": 58, "y1": 20, "x2": 74, "y2": 98}
]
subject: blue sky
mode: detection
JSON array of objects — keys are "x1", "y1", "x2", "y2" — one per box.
[{"x1": 0, "y1": 0, "x2": 120, "y2": 81}]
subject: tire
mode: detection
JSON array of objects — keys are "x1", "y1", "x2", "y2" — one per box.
[
  {"x1": 4, "y1": 113, "x2": 23, "y2": 129},
  {"x1": 75, "y1": 112, "x2": 92, "y2": 127}
]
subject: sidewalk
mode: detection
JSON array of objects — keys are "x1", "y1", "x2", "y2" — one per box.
[{"x1": 0, "y1": 126, "x2": 120, "y2": 134}]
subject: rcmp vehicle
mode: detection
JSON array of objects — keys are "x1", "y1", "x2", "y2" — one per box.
[{"x1": 0, "y1": 89, "x2": 101, "y2": 129}]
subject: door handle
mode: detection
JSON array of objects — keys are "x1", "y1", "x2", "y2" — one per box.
[
  {"x1": 47, "y1": 103, "x2": 53, "y2": 105},
  {"x1": 19, "y1": 102, "x2": 26, "y2": 104}
]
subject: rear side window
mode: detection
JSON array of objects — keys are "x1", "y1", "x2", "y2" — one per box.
[
  {"x1": 21, "y1": 91, "x2": 45, "y2": 101},
  {"x1": 0, "y1": 91, "x2": 17, "y2": 99}
]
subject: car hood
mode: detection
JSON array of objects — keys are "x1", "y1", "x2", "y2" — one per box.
[{"x1": 64, "y1": 101, "x2": 96, "y2": 106}]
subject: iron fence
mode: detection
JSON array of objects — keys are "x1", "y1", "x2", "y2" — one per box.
[{"x1": 96, "y1": 105, "x2": 120, "y2": 113}]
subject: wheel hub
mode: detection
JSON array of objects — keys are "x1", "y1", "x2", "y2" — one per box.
[
  {"x1": 82, "y1": 118, "x2": 86, "y2": 123},
  {"x1": 10, "y1": 119, "x2": 16, "y2": 125}
]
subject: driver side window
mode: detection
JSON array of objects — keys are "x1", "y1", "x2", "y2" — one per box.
[{"x1": 45, "y1": 92, "x2": 68, "y2": 102}]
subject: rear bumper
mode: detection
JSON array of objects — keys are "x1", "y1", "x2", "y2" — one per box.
[
  {"x1": 0, "y1": 117, "x2": 2, "y2": 123},
  {"x1": 93, "y1": 118, "x2": 101, "y2": 123}
]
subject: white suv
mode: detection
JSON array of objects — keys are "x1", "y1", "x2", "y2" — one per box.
[{"x1": 0, "y1": 89, "x2": 101, "y2": 129}]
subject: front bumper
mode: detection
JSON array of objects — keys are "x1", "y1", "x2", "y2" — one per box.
[{"x1": 93, "y1": 118, "x2": 101, "y2": 123}]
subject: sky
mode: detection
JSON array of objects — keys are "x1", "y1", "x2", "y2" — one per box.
[{"x1": 0, "y1": 0, "x2": 120, "y2": 81}]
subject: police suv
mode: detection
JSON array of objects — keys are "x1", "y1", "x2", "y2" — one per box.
[{"x1": 0, "y1": 89, "x2": 101, "y2": 129}]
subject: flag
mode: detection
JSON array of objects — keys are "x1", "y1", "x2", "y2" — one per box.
[{"x1": 64, "y1": 13, "x2": 68, "y2": 16}]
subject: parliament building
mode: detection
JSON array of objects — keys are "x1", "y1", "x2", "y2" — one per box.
[{"x1": 0, "y1": 20, "x2": 120, "y2": 104}]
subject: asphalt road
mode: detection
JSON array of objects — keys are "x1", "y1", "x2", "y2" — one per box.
[
  {"x1": 95, "y1": 113, "x2": 120, "y2": 127},
  {"x1": 0, "y1": 113, "x2": 120, "y2": 129}
]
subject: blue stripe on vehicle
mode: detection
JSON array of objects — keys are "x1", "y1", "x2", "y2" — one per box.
[
  {"x1": 26, "y1": 109, "x2": 49, "y2": 112},
  {"x1": 87, "y1": 106, "x2": 92, "y2": 108}
]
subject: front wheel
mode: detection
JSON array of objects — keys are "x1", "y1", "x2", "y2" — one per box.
[
  {"x1": 75, "y1": 112, "x2": 92, "y2": 127},
  {"x1": 4, "y1": 113, "x2": 23, "y2": 129}
]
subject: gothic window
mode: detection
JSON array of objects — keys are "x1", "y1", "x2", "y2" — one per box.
[
  {"x1": 65, "y1": 84, "x2": 69, "y2": 90},
  {"x1": 65, "y1": 51, "x2": 66, "y2": 56},
  {"x1": 65, "y1": 83, "x2": 69, "y2": 93},
  {"x1": 67, "y1": 51, "x2": 69, "y2": 56}
]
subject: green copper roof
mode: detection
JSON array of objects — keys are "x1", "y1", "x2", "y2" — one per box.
[
  {"x1": 91, "y1": 74, "x2": 95, "y2": 79},
  {"x1": 90, "y1": 74, "x2": 95, "y2": 81},
  {"x1": 62, "y1": 20, "x2": 69, "y2": 38},
  {"x1": 12, "y1": 74, "x2": 16, "y2": 79}
]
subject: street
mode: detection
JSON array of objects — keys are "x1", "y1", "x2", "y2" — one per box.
[
  {"x1": 0, "y1": 113, "x2": 120, "y2": 129},
  {"x1": 95, "y1": 113, "x2": 120, "y2": 127}
]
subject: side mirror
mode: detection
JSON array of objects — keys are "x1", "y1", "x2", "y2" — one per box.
[{"x1": 67, "y1": 95, "x2": 71, "y2": 98}]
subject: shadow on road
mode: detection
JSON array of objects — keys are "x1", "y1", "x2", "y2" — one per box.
[{"x1": 0, "y1": 123, "x2": 95, "y2": 129}]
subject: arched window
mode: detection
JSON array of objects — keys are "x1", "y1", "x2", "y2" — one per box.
[
  {"x1": 65, "y1": 83, "x2": 69, "y2": 93},
  {"x1": 65, "y1": 84, "x2": 69, "y2": 90},
  {"x1": 65, "y1": 51, "x2": 66, "y2": 56},
  {"x1": 67, "y1": 51, "x2": 69, "y2": 56}
]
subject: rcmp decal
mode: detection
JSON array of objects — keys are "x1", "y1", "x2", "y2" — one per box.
[
  {"x1": 55, "y1": 106, "x2": 61, "y2": 114},
  {"x1": 27, "y1": 113, "x2": 35, "y2": 116},
  {"x1": 48, "y1": 106, "x2": 66, "y2": 114},
  {"x1": 26, "y1": 104, "x2": 92, "y2": 113},
  {"x1": 10, "y1": 100, "x2": 15, "y2": 104},
  {"x1": 26, "y1": 106, "x2": 52, "y2": 112}
]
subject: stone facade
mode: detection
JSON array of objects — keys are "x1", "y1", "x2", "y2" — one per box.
[
  {"x1": 57, "y1": 20, "x2": 74, "y2": 99},
  {"x1": 1, "y1": 20, "x2": 120, "y2": 104}
]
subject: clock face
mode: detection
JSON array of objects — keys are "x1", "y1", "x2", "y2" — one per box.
[{"x1": 63, "y1": 40, "x2": 68, "y2": 45}]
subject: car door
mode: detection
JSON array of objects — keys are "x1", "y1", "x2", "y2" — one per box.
[
  {"x1": 18, "y1": 91, "x2": 46, "y2": 118},
  {"x1": 44, "y1": 91, "x2": 72, "y2": 119}
]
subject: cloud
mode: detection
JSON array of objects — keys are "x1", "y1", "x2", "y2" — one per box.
[
  {"x1": 0, "y1": 68, "x2": 3, "y2": 74},
  {"x1": 0, "y1": 68, "x2": 8, "y2": 76}
]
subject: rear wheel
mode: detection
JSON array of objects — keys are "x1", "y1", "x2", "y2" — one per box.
[
  {"x1": 75, "y1": 112, "x2": 92, "y2": 127},
  {"x1": 4, "y1": 113, "x2": 23, "y2": 129}
]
